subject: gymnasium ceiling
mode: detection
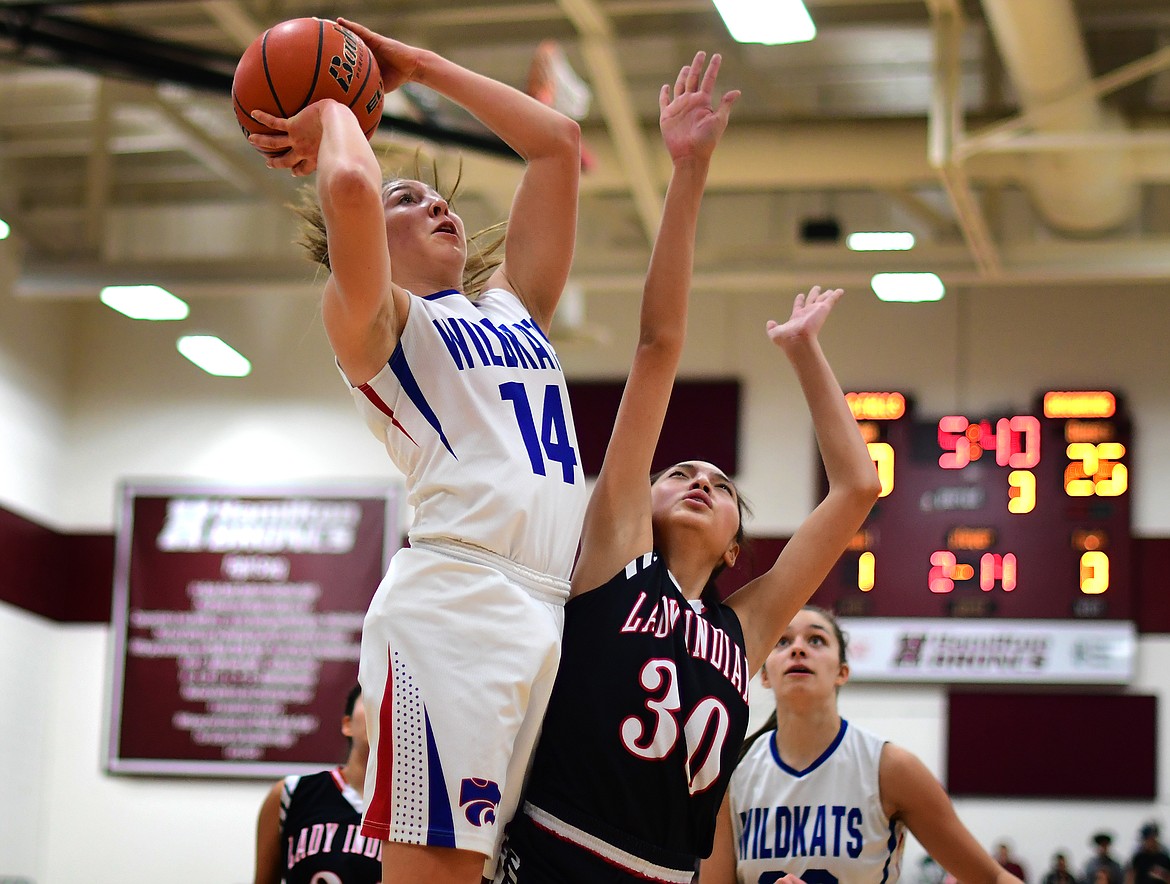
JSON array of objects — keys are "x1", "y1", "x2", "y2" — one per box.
[{"x1": 2, "y1": 0, "x2": 1170, "y2": 330}]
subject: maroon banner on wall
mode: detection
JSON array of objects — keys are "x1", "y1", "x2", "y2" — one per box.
[{"x1": 107, "y1": 482, "x2": 397, "y2": 777}]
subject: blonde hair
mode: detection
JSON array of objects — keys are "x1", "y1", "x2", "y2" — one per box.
[{"x1": 294, "y1": 153, "x2": 505, "y2": 300}]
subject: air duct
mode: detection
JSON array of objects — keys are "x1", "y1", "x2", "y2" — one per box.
[{"x1": 981, "y1": 0, "x2": 1138, "y2": 234}]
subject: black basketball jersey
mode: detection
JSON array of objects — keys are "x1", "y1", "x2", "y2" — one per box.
[
  {"x1": 280, "y1": 768, "x2": 382, "y2": 884},
  {"x1": 523, "y1": 551, "x2": 752, "y2": 871}
]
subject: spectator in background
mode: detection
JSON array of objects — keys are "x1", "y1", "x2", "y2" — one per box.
[
  {"x1": 996, "y1": 843, "x2": 1029, "y2": 883},
  {"x1": 1043, "y1": 853, "x2": 1078, "y2": 884},
  {"x1": 1127, "y1": 823, "x2": 1170, "y2": 884},
  {"x1": 1084, "y1": 832, "x2": 1124, "y2": 884},
  {"x1": 1096, "y1": 870, "x2": 1120, "y2": 884}
]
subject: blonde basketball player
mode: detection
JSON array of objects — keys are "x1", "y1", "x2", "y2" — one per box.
[{"x1": 247, "y1": 20, "x2": 587, "y2": 884}]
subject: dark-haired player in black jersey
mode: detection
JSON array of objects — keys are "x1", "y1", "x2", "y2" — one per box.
[
  {"x1": 494, "y1": 52, "x2": 881, "y2": 884},
  {"x1": 253, "y1": 684, "x2": 382, "y2": 884}
]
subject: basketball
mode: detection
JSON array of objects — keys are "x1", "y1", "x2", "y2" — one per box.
[{"x1": 232, "y1": 18, "x2": 384, "y2": 157}]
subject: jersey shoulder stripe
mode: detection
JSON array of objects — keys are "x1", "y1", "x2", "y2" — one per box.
[
  {"x1": 357, "y1": 380, "x2": 419, "y2": 446},
  {"x1": 388, "y1": 341, "x2": 455, "y2": 457},
  {"x1": 623, "y1": 552, "x2": 657, "y2": 580},
  {"x1": 279, "y1": 773, "x2": 301, "y2": 824}
]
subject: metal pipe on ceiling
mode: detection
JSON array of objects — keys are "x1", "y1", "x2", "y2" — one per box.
[{"x1": 980, "y1": 0, "x2": 1138, "y2": 235}]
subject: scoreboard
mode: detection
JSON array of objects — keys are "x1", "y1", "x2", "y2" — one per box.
[{"x1": 814, "y1": 390, "x2": 1133, "y2": 621}]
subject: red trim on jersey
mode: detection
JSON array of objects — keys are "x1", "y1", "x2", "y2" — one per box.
[
  {"x1": 358, "y1": 383, "x2": 419, "y2": 447},
  {"x1": 362, "y1": 648, "x2": 395, "y2": 840}
]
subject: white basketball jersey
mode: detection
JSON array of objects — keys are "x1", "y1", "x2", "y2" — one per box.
[
  {"x1": 728, "y1": 720, "x2": 905, "y2": 884},
  {"x1": 348, "y1": 287, "x2": 587, "y2": 578}
]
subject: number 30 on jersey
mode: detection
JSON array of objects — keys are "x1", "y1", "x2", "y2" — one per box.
[{"x1": 620, "y1": 658, "x2": 731, "y2": 795}]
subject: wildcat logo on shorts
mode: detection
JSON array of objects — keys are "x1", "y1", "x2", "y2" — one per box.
[{"x1": 459, "y1": 777, "x2": 502, "y2": 826}]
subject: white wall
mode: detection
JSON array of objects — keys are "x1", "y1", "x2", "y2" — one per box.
[
  {"x1": 0, "y1": 602, "x2": 56, "y2": 881},
  {"x1": 33, "y1": 278, "x2": 1170, "y2": 537},
  {"x1": 1, "y1": 272, "x2": 1169, "y2": 883},
  {"x1": 39, "y1": 622, "x2": 259, "y2": 884},
  {"x1": 58, "y1": 291, "x2": 397, "y2": 530},
  {"x1": 0, "y1": 243, "x2": 72, "y2": 525}
]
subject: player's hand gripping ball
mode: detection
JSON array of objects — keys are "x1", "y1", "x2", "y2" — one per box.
[{"x1": 232, "y1": 18, "x2": 384, "y2": 157}]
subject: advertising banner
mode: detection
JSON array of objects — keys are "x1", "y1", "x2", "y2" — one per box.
[{"x1": 842, "y1": 617, "x2": 1135, "y2": 684}]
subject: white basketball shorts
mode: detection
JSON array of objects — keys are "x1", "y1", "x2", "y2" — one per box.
[{"x1": 358, "y1": 538, "x2": 568, "y2": 873}]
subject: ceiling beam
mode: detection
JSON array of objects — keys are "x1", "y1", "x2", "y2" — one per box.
[
  {"x1": 199, "y1": 0, "x2": 262, "y2": 51},
  {"x1": 83, "y1": 77, "x2": 112, "y2": 253},
  {"x1": 877, "y1": 186, "x2": 960, "y2": 237},
  {"x1": 558, "y1": 0, "x2": 663, "y2": 242},
  {"x1": 0, "y1": 200, "x2": 54, "y2": 253},
  {"x1": 0, "y1": 8, "x2": 238, "y2": 89},
  {"x1": 926, "y1": 0, "x2": 1001, "y2": 276},
  {"x1": 142, "y1": 84, "x2": 295, "y2": 201},
  {"x1": 197, "y1": 0, "x2": 259, "y2": 50},
  {"x1": 962, "y1": 42, "x2": 1170, "y2": 156}
]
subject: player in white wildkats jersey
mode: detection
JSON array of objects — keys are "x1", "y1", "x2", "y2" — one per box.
[
  {"x1": 349, "y1": 284, "x2": 585, "y2": 577},
  {"x1": 728, "y1": 717, "x2": 905, "y2": 884},
  {"x1": 345, "y1": 286, "x2": 585, "y2": 876},
  {"x1": 701, "y1": 607, "x2": 1025, "y2": 884},
  {"x1": 248, "y1": 17, "x2": 588, "y2": 884}
]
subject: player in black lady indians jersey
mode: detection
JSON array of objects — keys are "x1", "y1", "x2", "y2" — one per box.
[
  {"x1": 254, "y1": 684, "x2": 381, "y2": 884},
  {"x1": 274, "y1": 769, "x2": 382, "y2": 884},
  {"x1": 509, "y1": 550, "x2": 752, "y2": 883},
  {"x1": 494, "y1": 50, "x2": 881, "y2": 884}
]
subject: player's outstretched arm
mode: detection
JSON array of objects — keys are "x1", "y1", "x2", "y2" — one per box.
[
  {"x1": 571, "y1": 52, "x2": 738, "y2": 596},
  {"x1": 338, "y1": 19, "x2": 580, "y2": 330},
  {"x1": 881, "y1": 744, "x2": 1024, "y2": 884},
  {"x1": 727, "y1": 287, "x2": 881, "y2": 672},
  {"x1": 253, "y1": 779, "x2": 284, "y2": 884}
]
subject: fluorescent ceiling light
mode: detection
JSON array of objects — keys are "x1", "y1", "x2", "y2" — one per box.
[
  {"x1": 847, "y1": 231, "x2": 916, "y2": 252},
  {"x1": 0, "y1": 219, "x2": 9, "y2": 240},
  {"x1": 712, "y1": 0, "x2": 816, "y2": 45},
  {"x1": 100, "y1": 285, "x2": 189, "y2": 321},
  {"x1": 871, "y1": 272, "x2": 945, "y2": 302},
  {"x1": 177, "y1": 335, "x2": 252, "y2": 377}
]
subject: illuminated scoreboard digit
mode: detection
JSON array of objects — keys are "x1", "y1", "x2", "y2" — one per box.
[{"x1": 815, "y1": 390, "x2": 1133, "y2": 620}]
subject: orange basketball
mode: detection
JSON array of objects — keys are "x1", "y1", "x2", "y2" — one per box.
[{"x1": 232, "y1": 18, "x2": 384, "y2": 157}]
